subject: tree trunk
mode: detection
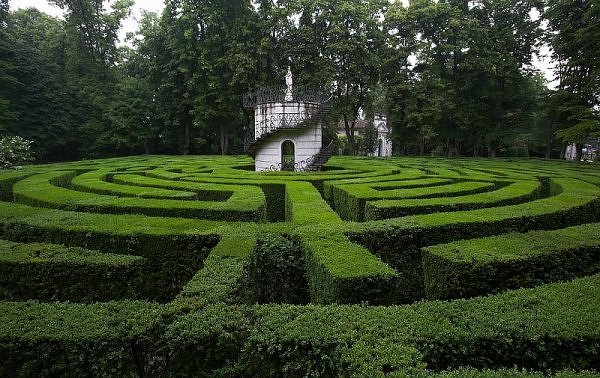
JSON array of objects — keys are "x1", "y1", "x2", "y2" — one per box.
[
  {"x1": 219, "y1": 124, "x2": 228, "y2": 155},
  {"x1": 544, "y1": 136, "x2": 553, "y2": 159},
  {"x1": 446, "y1": 139, "x2": 457, "y2": 157},
  {"x1": 576, "y1": 143, "x2": 583, "y2": 161},
  {"x1": 418, "y1": 132, "x2": 425, "y2": 156},
  {"x1": 545, "y1": 120, "x2": 554, "y2": 159},
  {"x1": 343, "y1": 114, "x2": 356, "y2": 156},
  {"x1": 488, "y1": 146, "x2": 497, "y2": 158},
  {"x1": 183, "y1": 119, "x2": 191, "y2": 155},
  {"x1": 560, "y1": 141, "x2": 567, "y2": 160}
]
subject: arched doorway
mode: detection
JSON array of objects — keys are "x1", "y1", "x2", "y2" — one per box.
[
  {"x1": 378, "y1": 139, "x2": 383, "y2": 157},
  {"x1": 281, "y1": 140, "x2": 295, "y2": 171}
]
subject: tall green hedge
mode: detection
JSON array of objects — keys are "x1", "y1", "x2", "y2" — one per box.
[
  {"x1": 2, "y1": 156, "x2": 600, "y2": 376},
  {"x1": 164, "y1": 274, "x2": 600, "y2": 376},
  {"x1": 240, "y1": 233, "x2": 309, "y2": 304},
  {"x1": 423, "y1": 223, "x2": 600, "y2": 299},
  {"x1": 0, "y1": 240, "x2": 144, "y2": 302},
  {"x1": 0, "y1": 301, "x2": 164, "y2": 377}
]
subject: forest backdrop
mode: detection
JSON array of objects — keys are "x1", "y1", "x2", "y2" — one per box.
[{"x1": 0, "y1": 0, "x2": 598, "y2": 162}]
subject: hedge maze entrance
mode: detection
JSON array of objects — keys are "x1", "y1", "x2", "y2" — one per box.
[{"x1": 1, "y1": 155, "x2": 600, "y2": 376}]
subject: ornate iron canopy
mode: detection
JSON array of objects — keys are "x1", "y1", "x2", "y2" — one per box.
[{"x1": 243, "y1": 85, "x2": 330, "y2": 108}]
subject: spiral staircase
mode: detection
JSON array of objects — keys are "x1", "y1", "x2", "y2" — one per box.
[{"x1": 243, "y1": 85, "x2": 333, "y2": 172}]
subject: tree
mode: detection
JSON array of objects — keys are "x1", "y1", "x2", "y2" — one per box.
[
  {"x1": 464, "y1": 0, "x2": 543, "y2": 157},
  {"x1": 363, "y1": 121, "x2": 379, "y2": 156},
  {"x1": 50, "y1": 0, "x2": 133, "y2": 65},
  {"x1": 283, "y1": 0, "x2": 388, "y2": 155},
  {"x1": 105, "y1": 75, "x2": 159, "y2": 155},
  {"x1": 0, "y1": 0, "x2": 18, "y2": 128},
  {"x1": 0, "y1": 8, "x2": 78, "y2": 161},
  {"x1": 328, "y1": 0, "x2": 388, "y2": 156},
  {"x1": 49, "y1": 0, "x2": 134, "y2": 158},
  {"x1": 196, "y1": 0, "x2": 262, "y2": 155},
  {"x1": 385, "y1": 0, "x2": 543, "y2": 157},
  {"x1": 545, "y1": 0, "x2": 600, "y2": 157},
  {"x1": 150, "y1": 0, "x2": 262, "y2": 155}
]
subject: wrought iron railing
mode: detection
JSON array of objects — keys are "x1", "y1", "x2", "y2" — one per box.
[
  {"x1": 244, "y1": 105, "x2": 328, "y2": 152},
  {"x1": 243, "y1": 85, "x2": 333, "y2": 154},
  {"x1": 259, "y1": 159, "x2": 316, "y2": 173},
  {"x1": 243, "y1": 85, "x2": 330, "y2": 108},
  {"x1": 258, "y1": 140, "x2": 335, "y2": 173}
]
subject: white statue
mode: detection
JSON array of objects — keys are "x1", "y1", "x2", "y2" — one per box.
[{"x1": 285, "y1": 66, "x2": 293, "y2": 101}]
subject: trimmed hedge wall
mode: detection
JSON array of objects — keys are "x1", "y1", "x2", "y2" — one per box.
[
  {"x1": 348, "y1": 178, "x2": 600, "y2": 303},
  {"x1": 2, "y1": 156, "x2": 600, "y2": 376},
  {"x1": 332, "y1": 180, "x2": 499, "y2": 221},
  {"x1": 0, "y1": 170, "x2": 33, "y2": 201},
  {"x1": 13, "y1": 171, "x2": 266, "y2": 222},
  {"x1": 365, "y1": 179, "x2": 547, "y2": 219},
  {"x1": 164, "y1": 274, "x2": 600, "y2": 376},
  {"x1": 0, "y1": 239, "x2": 144, "y2": 302},
  {"x1": 0, "y1": 202, "x2": 220, "y2": 302},
  {"x1": 111, "y1": 173, "x2": 235, "y2": 201},
  {"x1": 70, "y1": 170, "x2": 198, "y2": 199},
  {"x1": 298, "y1": 226, "x2": 400, "y2": 304},
  {"x1": 259, "y1": 183, "x2": 286, "y2": 222},
  {"x1": 3, "y1": 276, "x2": 600, "y2": 376},
  {"x1": 423, "y1": 223, "x2": 600, "y2": 299},
  {"x1": 241, "y1": 233, "x2": 309, "y2": 304},
  {"x1": 0, "y1": 203, "x2": 220, "y2": 259},
  {"x1": 0, "y1": 301, "x2": 164, "y2": 377}
]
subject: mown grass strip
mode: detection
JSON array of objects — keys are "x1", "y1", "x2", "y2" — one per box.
[{"x1": 285, "y1": 181, "x2": 342, "y2": 225}]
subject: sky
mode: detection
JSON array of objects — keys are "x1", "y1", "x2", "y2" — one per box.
[
  {"x1": 9, "y1": 0, "x2": 165, "y2": 42},
  {"x1": 9, "y1": 0, "x2": 555, "y2": 86}
]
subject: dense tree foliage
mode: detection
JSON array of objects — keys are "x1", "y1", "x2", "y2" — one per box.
[
  {"x1": 0, "y1": 0, "x2": 598, "y2": 161},
  {"x1": 545, "y1": 0, "x2": 600, "y2": 160}
]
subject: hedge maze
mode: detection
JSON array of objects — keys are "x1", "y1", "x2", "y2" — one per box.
[{"x1": 1, "y1": 156, "x2": 600, "y2": 376}]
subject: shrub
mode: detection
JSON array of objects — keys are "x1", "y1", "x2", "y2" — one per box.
[
  {"x1": 422, "y1": 223, "x2": 600, "y2": 299},
  {"x1": 332, "y1": 180, "x2": 498, "y2": 221},
  {"x1": 348, "y1": 177, "x2": 600, "y2": 303},
  {"x1": 165, "y1": 274, "x2": 600, "y2": 376},
  {"x1": 0, "y1": 301, "x2": 164, "y2": 377},
  {"x1": 365, "y1": 179, "x2": 547, "y2": 219},
  {"x1": 13, "y1": 171, "x2": 266, "y2": 221},
  {"x1": 505, "y1": 147, "x2": 530, "y2": 158},
  {"x1": 2, "y1": 155, "x2": 600, "y2": 376},
  {"x1": 0, "y1": 240, "x2": 144, "y2": 302},
  {"x1": 299, "y1": 226, "x2": 400, "y2": 304},
  {"x1": 0, "y1": 135, "x2": 34, "y2": 169},
  {"x1": 241, "y1": 234, "x2": 309, "y2": 304}
]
